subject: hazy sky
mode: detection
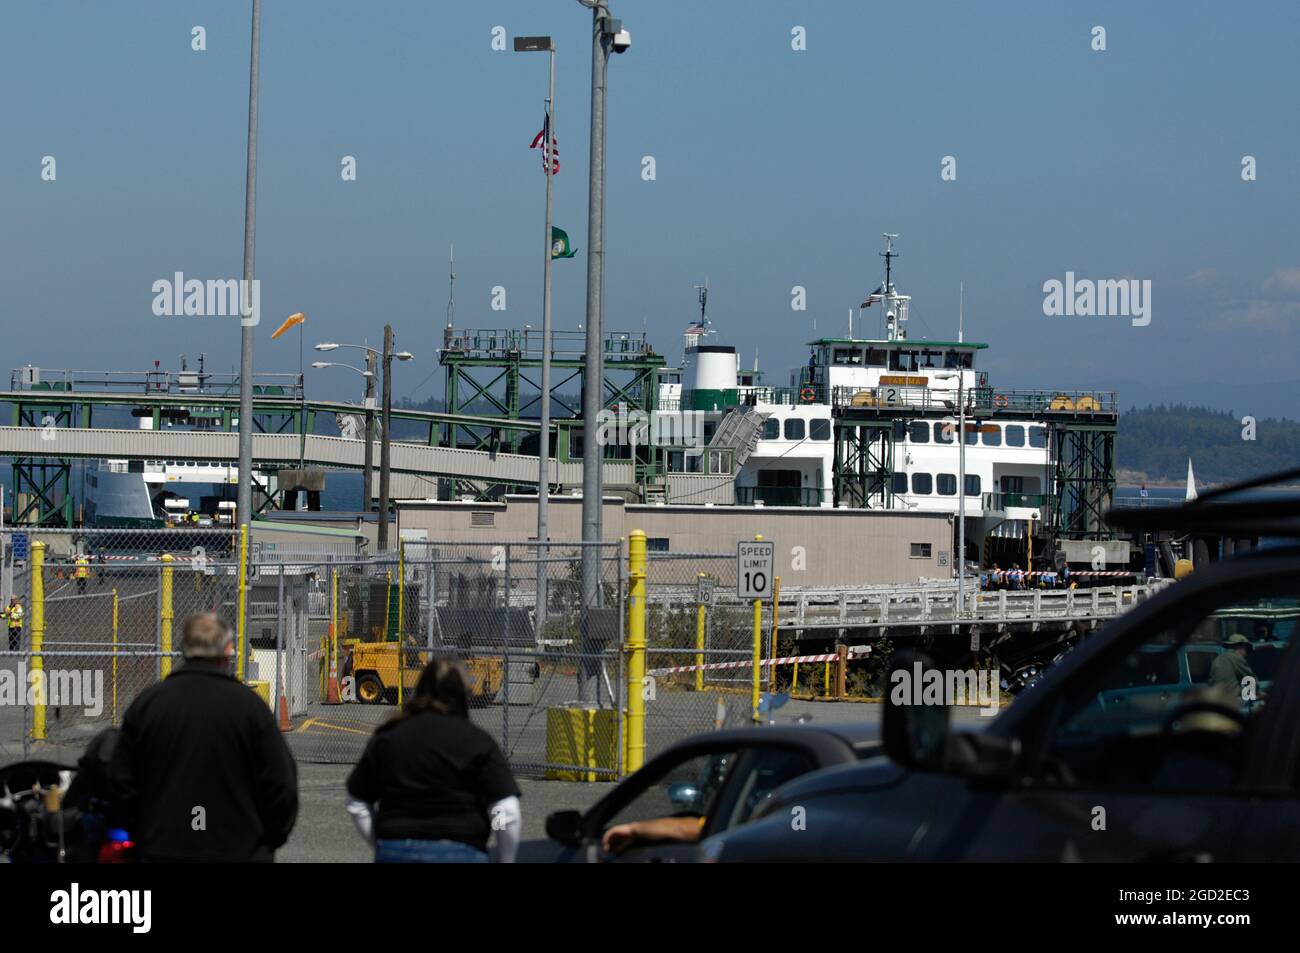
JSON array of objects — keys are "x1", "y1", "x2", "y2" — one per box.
[{"x1": 4, "y1": 0, "x2": 1299, "y2": 407}]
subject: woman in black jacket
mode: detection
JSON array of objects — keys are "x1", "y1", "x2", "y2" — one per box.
[{"x1": 346, "y1": 658, "x2": 521, "y2": 863}]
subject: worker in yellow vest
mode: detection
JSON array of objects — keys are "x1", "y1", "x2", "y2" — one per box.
[
  {"x1": 5, "y1": 598, "x2": 22, "y2": 651},
  {"x1": 75, "y1": 553, "x2": 90, "y2": 594}
]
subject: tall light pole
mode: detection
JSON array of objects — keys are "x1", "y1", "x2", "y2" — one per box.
[
  {"x1": 514, "y1": 35, "x2": 558, "y2": 641},
  {"x1": 938, "y1": 372, "x2": 968, "y2": 617},
  {"x1": 316, "y1": 340, "x2": 408, "y2": 542},
  {"x1": 310, "y1": 359, "x2": 375, "y2": 512},
  {"x1": 236, "y1": 0, "x2": 261, "y2": 534},
  {"x1": 577, "y1": 1, "x2": 629, "y2": 664}
]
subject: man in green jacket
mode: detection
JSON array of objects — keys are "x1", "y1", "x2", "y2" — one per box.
[{"x1": 1208, "y1": 634, "x2": 1255, "y2": 702}]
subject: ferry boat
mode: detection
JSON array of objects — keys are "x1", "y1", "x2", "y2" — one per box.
[{"x1": 657, "y1": 236, "x2": 1117, "y2": 570}]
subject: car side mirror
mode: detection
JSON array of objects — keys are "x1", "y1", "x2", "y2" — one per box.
[
  {"x1": 545, "y1": 810, "x2": 584, "y2": 847},
  {"x1": 881, "y1": 651, "x2": 951, "y2": 772}
]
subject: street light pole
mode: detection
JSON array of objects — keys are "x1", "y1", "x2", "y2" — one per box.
[
  {"x1": 236, "y1": 0, "x2": 261, "y2": 534},
  {"x1": 957, "y1": 374, "x2": 967, "y2": 618},
  {"x1": 378, "y1": 324, "x2": 394, "y2": 552},
  {"x1": 363, "y1": 348, "x2": 376, "y2": 516},
  {"x1": 580, "y1": 1, "x2": 616, "y2": 626},
  {"x1": 515, "y1": 34, "x2": 557, "y2": 642}
]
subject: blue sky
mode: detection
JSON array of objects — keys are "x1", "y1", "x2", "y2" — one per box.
[{"x1": 4, "y1": 0, "x2": 1299, "y2": 408}]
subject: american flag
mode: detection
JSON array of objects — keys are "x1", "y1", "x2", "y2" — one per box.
[
  {"x1": 530, "y1": 111, "x2": 559, "y2": 175},
  {"x1": 861, "y1": 285, "x2": 883, "y2": 308},
  {"x1": 685, "y1": 321, "x2": 706, "y2": 335}
]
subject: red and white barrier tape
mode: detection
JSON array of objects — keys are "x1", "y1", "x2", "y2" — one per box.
[{"x1": 650, "y1": 648, "x2": 870, "y2": 677}]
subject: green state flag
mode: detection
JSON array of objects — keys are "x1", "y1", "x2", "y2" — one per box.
[{"x1": 551, "y1": 226, "x2": 577, "y2": 259}]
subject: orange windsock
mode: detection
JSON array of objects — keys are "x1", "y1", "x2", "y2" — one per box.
[{"x1": 271, "y1": 312, "x2": 306, "y2": 340}]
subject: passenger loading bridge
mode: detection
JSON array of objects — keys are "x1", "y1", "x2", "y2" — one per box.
[{"x1": 2, "y1": 364, "x2": 635, "y2": 522}]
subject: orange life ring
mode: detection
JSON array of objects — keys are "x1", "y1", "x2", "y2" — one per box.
[
  {"x1": 993, "y1": 394, "x2": 1009, "y2": 409},
  {"x1": 799, "y1": 387, "x2": 816, "y2": 403}
]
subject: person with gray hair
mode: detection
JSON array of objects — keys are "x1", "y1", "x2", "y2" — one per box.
[{"x1": 109, "y1": 612, "x2": 299, "y2": 862}]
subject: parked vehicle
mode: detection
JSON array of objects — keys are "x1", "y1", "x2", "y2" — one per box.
[
  {"x1": 701, "y1": 470, "x2": 1300, "y2": 862},
  {"x1": 519, "y1": 722, "x2": 881, "y2": 862}
]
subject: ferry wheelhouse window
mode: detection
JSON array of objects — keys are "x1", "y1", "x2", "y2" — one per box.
[
  {"x1": 833, "y1": 347, "x2": 862, "y2": 365},
  {"x1": 907, "y1": 421, "x2": 929, "y2": 443},
  {"x1": 965, "y1": 474, "x2": 981, "y2": 496},
  {"x1": 910, "y1": 543, "x2": 932, "y2": 559},
  {"x1": 936, "y1": 473, "x2": 957, "y2": 496},
  {"x1": 911, "y1": 473, "x2": 933, "y2": 495},
  {"x1": 762, "y1": 418, "x2": 779, "y2": 440},
  {"x1": 981, "y1": 426, "x2": 1002, "y2": 447},
  {"x1": 934, "y1": 422, "x2": 953, "y2": 444},
  {"x1": 810, "y1": 418, "x2": 831, "y2": 441},
  {"x1": 864, "y1": 348, "x2": 887, "y2": 367},
  {"x1": 784, "y1": 419, "x2": 805, "y2": 440},
  {"x1": 1004, "y1": 425, "x2": 1026, "y2": 447},
  {"x1": 1028, "y1": 426, "x2": 1047, "y2": 448}
]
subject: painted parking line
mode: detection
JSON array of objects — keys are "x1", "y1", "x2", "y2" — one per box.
[{"x1": 296, "y1": 717, "x2": 371, "y2": 736}]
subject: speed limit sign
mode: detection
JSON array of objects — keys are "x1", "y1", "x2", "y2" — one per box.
[{"x1": 737, "y1": 540, "x2": 774, "y2": 599}]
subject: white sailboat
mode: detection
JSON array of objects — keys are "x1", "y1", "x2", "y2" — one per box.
[{"x1": 1185, "y1": 458, "x2": 1198, "y2": 502}]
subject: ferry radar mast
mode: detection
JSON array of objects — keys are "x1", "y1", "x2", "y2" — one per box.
[{"x1": 873, "y1": 233, "x2": 910, "y2": 341}]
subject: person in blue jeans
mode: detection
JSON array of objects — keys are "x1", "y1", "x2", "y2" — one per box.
[{"x1": 345, "y1": 657, "x2": 521, "y2": 863}]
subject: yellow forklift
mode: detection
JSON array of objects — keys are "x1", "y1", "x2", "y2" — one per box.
[{"x1": 345, "y1": 639, "x2": 504, "y2": 705}]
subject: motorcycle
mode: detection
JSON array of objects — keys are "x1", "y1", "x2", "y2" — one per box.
[{"x1": 0, "y1": 728, "x2": 136, "y2": 863}]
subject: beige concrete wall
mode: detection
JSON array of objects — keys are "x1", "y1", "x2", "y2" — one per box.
[{"x1": 392, "y1": 496, "x2": 952, "y2": 588}]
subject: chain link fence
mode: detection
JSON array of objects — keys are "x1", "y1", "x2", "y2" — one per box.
[
  {"x1": 0, "y1": 529, "x2": 627, "y2": 781},
  {"x1": 641, "y1": 552, "x2": 761, "y2": 760}
]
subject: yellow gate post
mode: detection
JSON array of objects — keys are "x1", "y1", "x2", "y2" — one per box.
[
  {"x1": 160, "y1": 554, "x2": 175, "y2": 678},
  {"x1": 768, "y1": 575, "x2": 781, "y2": 693},
  {"x1": 751, "y1": 535, "x2": 764, "y2": 724},
  {"x1": 694, "y1": 577, "x2": 706, "y2": 693},
  {"x1": 31, "y1": 541, "x2": 47, "y2": 741},
  {"x1": 236, "y1": 524, "x2": 248, "y2": 681},
  {"x1": 397, "y1": 544, "x2": 405, "y2": 707},
  {"x1": 111, "y1": 588, "x2": 119, "y2": 724},
  {"x1": 625, "y1": 530, "x2": 648, "y2": 774}
]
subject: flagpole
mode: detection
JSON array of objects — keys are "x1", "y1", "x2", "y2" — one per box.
[{"x1": 536, "y1": 41, "x2": 557, "y2": 643}]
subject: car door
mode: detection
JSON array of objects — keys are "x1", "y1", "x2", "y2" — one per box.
[
  {"x1": 919, "y1": 572, "x2": 1299, "y2": 862},
  {"x1": 593, "y1": 741, "x2": 824, "y2": 862}
]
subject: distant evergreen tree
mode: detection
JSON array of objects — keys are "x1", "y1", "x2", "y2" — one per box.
[{"x1": 1118, "y1": 405, "x2": 1300, "y2": 484}]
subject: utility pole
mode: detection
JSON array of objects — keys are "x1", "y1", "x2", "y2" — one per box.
[
  {"x1": 236, "y1": 0, "x2": 261, "y2": 535},
  {"x1": 514, "y1": 34, "x2": 557, "y2": 642},
  {"x1": 362, "y1": 348, "x2": 376, "y2": 514},
  {"x1": 579, "y1": 3, "x2": 612, "y2": 629},
  {"x1": 378, "y1": 324, "x2": 394, "y2": 552}
]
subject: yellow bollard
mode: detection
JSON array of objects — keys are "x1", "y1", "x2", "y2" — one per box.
[
  {"x1": 111, "y1": 589, "x2": 119, "y2": 724},
  {"x1": 792, "y1": 659, "x2": 799, "y2": 696},
  {"x1": 751, "y1": 535, "x2": 763, "y2": 724},
  {"x1": 31, "y1": 541, "x2": 47, "y2": 741},
  {"x1": 160, "y1": 554, "x2": 174, "y2": 678},
  {"x1": 694, "y1": 577, "x2": 706, "y2": 693},
  {"x1": 823, "y1": 660, "x2": 830, "y2": 697},
  {"x1": 625, "y1": 530, "x2": 647, "y2": 774},
  {"x1": 397, "y1": 545, "x2": 405, "y2": 708},
  {"x1": 769, "y1": 576, "x2": 781, "y2": 693},
  {"x1": 236, "y1": 524, "x2": 248, "y2": 681}
]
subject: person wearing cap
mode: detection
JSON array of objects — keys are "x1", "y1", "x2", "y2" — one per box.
[
  {"x1": 109, "y1": 612, "x2": 299, "y2": 861},
  {"x1": 1208, "y1": 633, "x2": 1255, "y2": 700}
]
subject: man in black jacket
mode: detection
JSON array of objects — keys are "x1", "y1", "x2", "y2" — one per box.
[{"x1": 109, "y1": 612, "x2": 298, "y2": 862}]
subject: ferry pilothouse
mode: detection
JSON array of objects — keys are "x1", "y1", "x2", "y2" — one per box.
[{"x1": 661, "y1": 236, "x2": 1113, "y2": 572}]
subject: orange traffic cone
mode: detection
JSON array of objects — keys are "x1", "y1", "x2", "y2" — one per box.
[
  {"x1": 324, "y1": 625, "x2": 342, "y2": 704},
  {"x1": 278, "y1": 674, "x2": 293, "y2": 732}
]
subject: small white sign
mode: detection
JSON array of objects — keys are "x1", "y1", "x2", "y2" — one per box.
[
  {"x1": 696, "y1": 576, "x2": 715, "y2": 605},
  {"x1": 737, "y1": 540, "x2": 775, "y2": 599}
]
